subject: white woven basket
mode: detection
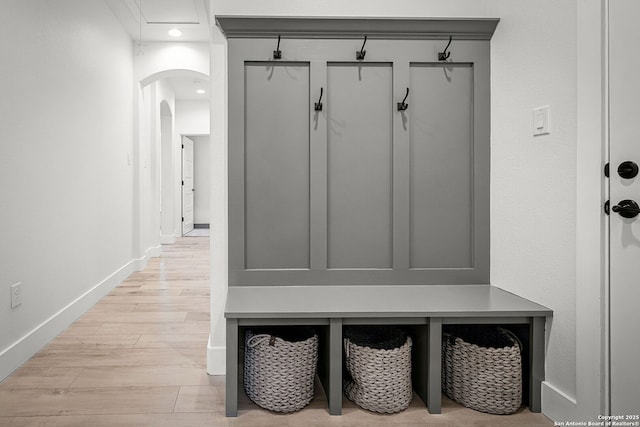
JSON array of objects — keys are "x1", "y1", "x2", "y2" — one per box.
[
  {"x1": 243, "y1": 329, "x2": 318, "y2": 413},
  {"x1": 343, "y1": 332, "x2": 413, "y2": 414},
  {"x1": 442, "y1": 326, "x2": 522, "y2": 415}
]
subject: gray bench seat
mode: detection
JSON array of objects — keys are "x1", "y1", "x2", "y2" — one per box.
[{"x1": 224, "y1": 284, "x2": 552, "y2": 417}]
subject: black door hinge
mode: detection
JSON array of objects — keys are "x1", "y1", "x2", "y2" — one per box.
[
  {"x1": 182, "y1": 180, "x2": 184, "y2": 185},
  {"x1": 182, "y1": 217, "x2": 184, "y2": 222}
]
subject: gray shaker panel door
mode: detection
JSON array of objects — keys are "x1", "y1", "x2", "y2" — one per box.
[
  {"x1": 409, "y1": 64, "x2": 473, "y2": 268},
  {"x1": 327, "y1": 63, "x2": 393, "y2": 269},
  {"x1": 244, "y1": 62, "x2": 310, "y2": 269}
]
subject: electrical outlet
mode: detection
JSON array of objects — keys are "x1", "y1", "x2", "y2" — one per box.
[{"x1": 11, "y1": 282, "x2": 22, "y2": 309}]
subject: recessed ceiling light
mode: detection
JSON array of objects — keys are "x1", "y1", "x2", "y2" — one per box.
[
  {"x1": 196, "y1": 89, "x2": 206, "y2": 94},
  {"x1": 168, "y1": 28, "x2": 182, "y2": 37}
]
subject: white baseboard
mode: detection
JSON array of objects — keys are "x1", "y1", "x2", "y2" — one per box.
[
  {"x1": 134, "y1": 245, "x2": 161, "y2": 271},
  {"x1": 160, "y1": 234, "x2": 176, "y2": 244},
  {"x1": 148, "y1": 245, "x2": 161, "y2": 258},
  {"x1": 542, "y1": 381, "x2": 577, "y2": 422},
  {"x1": 0, "y1": 259, "x2": 136, "y2": 382},
  {"x1": 207, "y1": 335, "x2": 226, "y2": 375}
]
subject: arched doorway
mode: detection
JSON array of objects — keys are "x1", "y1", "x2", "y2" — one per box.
[{"x1": 137, "y1": 69, "x2": 210, "y2": 246}]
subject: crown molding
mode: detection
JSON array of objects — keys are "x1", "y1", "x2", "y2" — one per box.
[{"x1": 215, "y1": 16, "x2": 499, "y2": 40}]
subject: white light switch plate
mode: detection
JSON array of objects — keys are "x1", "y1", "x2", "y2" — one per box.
[
  {"x1": 11, "y1": 282, "x2": 22, "y2": 309},
  {"x1": 533, "y1": 106, "x2": 550, "y2": 136}
]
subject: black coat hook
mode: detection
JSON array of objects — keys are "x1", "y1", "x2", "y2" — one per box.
[
  {"x1": 273, "y1": 35, "x2": 282, "y2": 59},
  {"x1": 438, "y1": 36, "x2": 452, "y2": 61},
  {"x1": 314, "y1": 87, "x2": 324, "y2": 111},
  {"x1": 356, "y1": 35, "x2": 367, "y2": 60},
  {"x1": 397, "y1": 88, "x2": 409, "y2": 111}
]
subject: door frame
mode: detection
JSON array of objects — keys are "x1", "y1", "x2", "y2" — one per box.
[
  {"x1": 160, "y1": 100, "x2": 175, "y2": 244},
  {"x1": 600, "y1": 0, "x2": 640, "y2": 414},
  {"x1": 181, "y1": 135, "x2": 195, "y2": 236},
  {"x1": 181, "y1": 133, "x2": 209, "y2": 235},
  {"x1": 576, "y1": 0, "x2": 608, "y2": 418}
]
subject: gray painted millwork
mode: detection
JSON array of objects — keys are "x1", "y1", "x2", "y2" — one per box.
[
  {"x1": 327, "y1": 63, "x2": 393, "y2": 269},
  {"x1": 224, "y1": 284, "x2": 551, "y2": 416},
  {"x1": 217, "y1": 16, "x2": 553, "y2": 420},
  {"x1": 427, "y1": 318, "x2": 442, "y2": 413},
  {"x1": 216, "y1": 16, "x2": 499, "y2": 40},
  {"x1": 225, "y1": 285, "x2": 552, "y2": 319},
  {"x1": 244, "y1": 63, "x2": 311, "y2": 269},
  {"x1": 409, "y1": 64, "x2": 473, "y2": 268},
  {"x1": 227, "y1": 37, "x2": 491, "y2": 285}
]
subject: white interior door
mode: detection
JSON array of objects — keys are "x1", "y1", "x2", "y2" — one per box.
[
  {"x1": 609, "y1": 0, "x2": 640, "y2": 414},
  {"x1": 182, "y1": 137, "x2": 194, "y2": 235}
]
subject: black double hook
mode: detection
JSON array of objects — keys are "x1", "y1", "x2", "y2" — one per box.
[
  {"x1": 397, "y1": 88, "x2": 409, "y2": 111},
  {"x1": 273, "y1": 35, "x2": 282, "y2": 59},
  {"x1": 356, "y1": 35, "x2": 367, "y2": 60},
  {"x1": 314, "y1": 87, "x2": 324, "y2": 111},
  {"x1": 438, "y1": 36, "x2": 452, "y2": 61}
]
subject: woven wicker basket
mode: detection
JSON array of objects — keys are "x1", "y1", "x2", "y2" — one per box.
[
  {"x1": 244, "y1": 328, "x2": 318, "y2": 413},
  {"x1": 343, "y1": 326, "x2": 413, "y2": 414},
  {"x1": 442, "y1": 326, "x2": 522, "y2": 415}
]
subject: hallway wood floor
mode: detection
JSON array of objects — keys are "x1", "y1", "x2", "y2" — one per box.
[{"x1": 0, "y1": 237, "x2": 553, "y2": 426}]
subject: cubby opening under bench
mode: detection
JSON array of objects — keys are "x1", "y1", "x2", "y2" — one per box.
[{"x1": 224, "y1": 284, "x2": 552, "y2": 417}]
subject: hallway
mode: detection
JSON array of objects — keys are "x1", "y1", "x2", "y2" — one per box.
[
  {"x1": 0, "y1": 237, "x2": 218, "y2": 425},
  {"x1": 0, "y1": 237, "x2": 553, "y2": 426}
]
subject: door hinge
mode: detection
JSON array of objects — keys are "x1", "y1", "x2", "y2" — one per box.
[
  {"x1": 182, "y1": 144, "x2": 184, "y2": 149},
  {"x1": 182, "y1": 217, "x2": 184, "y2": 222},
  {"x1": 182, "y1": 180, "x2": 184, "y2": 185}
]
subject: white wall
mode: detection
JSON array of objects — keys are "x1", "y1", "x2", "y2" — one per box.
[
  {"x1": 175, "y1": 100, "x2": 211, "y2": 136},
  {"x1": 138, "y1": 82, "x2": 160, "y2": 257},
  {"x1": 156, "y1": 80, "x2": 177, "y2": 243},
  {"x1": 0, "y1": 0, "x2": 134, "y2": 381},
  {"x1": 486, "y1": 1, "x2": 578, "y2": 419},
  {"x1": 191, "y1": 136, "x2": 211, "y2": 225},
  {"x1": 208, "y1": 27, "x2": 229, "y2": 374},
  {"x1": 132, "y1": 43, "x2": 209, "y2": 259},
  {"x1": 209, "y1": 0, "x2": 580, "y2": 419}
]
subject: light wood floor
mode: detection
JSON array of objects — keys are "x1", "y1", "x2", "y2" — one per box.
[{"x1": 0, "y1": 236, "x2": 553, "y2": 427}]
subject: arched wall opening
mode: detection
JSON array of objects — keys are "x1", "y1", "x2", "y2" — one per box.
[
  {"x1": 141, "y1": 69, "x2": 210, "y2": 88},
  {"x1": 131, "y1": 40, "x2": 209, "y2": 265},
  {"x1": 135, "y1": 68, "x2": 210, "y2": 250}
]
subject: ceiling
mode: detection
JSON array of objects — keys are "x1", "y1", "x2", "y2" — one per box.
[
  {"x1": 105, "y1": 0, "x2": 210, "y2": 43},
  {"x1": 166, "y1": 76, "x2": 210, "y2": 101},
  {"x1": 106, "y1": 0, "x2": 210, "y2": 101}
]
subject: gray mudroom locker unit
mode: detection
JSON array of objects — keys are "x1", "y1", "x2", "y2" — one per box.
[
  {"x1": 222, "y1": 17, "x2": 496, "y2": 286},
  {"x1": 217, "y1": 17, "x2": 551, "y2": 418}
]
